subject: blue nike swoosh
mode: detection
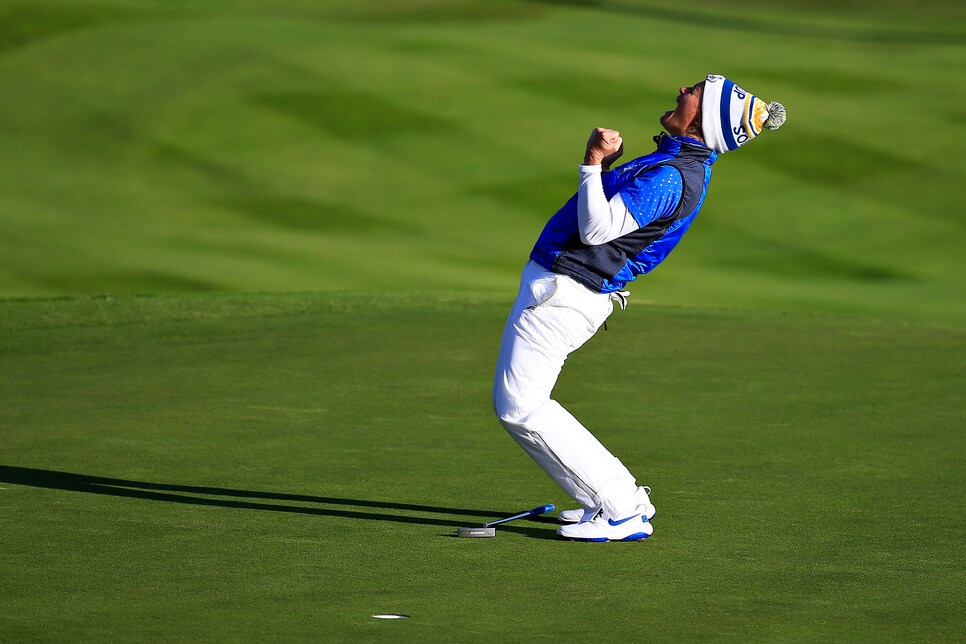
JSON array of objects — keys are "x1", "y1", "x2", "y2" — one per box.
[{"x1": 608, "y1": 514, "x2": 641, "y2": 526}]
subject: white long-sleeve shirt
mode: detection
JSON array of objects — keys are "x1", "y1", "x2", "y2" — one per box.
[{"x1": 576, "y1": 165, "x2": 641, "y2": 245}]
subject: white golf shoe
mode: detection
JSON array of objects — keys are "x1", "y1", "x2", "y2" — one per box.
[
  {"x1": 556, "y1": 507, "x2": 654, "y2": 542},
  {"x1": 557, "y1": 486, "x2": 656, "y2": 524}
]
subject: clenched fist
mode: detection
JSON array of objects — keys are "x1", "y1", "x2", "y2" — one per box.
[{"x1": 584, "y1": 127, "x2": 624, "y2": 171}]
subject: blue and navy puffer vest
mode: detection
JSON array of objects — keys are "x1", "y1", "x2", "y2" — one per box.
[{"x1": 530, "y1": 133, "x2": 717, "y2": 294}]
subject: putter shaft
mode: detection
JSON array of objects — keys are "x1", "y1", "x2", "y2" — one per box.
[{"x1": 484, "y1": 504, "x2": 554, "y2": 528}]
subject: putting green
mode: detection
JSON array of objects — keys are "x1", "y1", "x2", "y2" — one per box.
[{"x1": 1, "y1": 292, "x2": 962, "y2": 640}]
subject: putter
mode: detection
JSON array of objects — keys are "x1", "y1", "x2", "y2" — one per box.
[{"x1": 457, "y1": 504, "x2": 555, "y2": 538}]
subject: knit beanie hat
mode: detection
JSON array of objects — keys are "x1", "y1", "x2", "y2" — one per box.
[{"x1": 701, "y1": 74, "x2": 786, "y2": 154}]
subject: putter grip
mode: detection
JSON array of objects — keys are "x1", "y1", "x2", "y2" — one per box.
[{"x1": 529, "y1": 504, "x2": 555, "y2": 516}]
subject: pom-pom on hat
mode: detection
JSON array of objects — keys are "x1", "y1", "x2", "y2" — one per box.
[{"x1": 701, "y1": 74, "x2": 786, "y2": 154}]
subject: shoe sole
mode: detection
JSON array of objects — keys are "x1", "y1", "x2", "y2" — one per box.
[
  {"x1": 557, "y1": 511, "x2": 657, "y2": 525},
  {"x1": 560, "y1": 532, "x2": 651, "y2": 542}
]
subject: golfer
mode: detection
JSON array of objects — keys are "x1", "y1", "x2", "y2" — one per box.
[{"x1": 493, "y1": 75, "x2": 786, "y2": 541}]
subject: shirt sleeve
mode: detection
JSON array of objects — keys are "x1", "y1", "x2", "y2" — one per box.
[
  {"x1": 577, "y1": 165, "x2": 641, "y2": 246},
  {"x1": 618, "y1": 165, "x2": 683, "y2": 227}
]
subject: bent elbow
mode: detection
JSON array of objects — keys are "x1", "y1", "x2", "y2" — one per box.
[{"x1": 579, "y1": 229, "x2": 607, "y2": 246}]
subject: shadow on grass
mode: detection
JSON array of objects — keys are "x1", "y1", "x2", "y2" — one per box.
[{"x1": 0, "y1": 465, "x2": 558, "y2": 540}]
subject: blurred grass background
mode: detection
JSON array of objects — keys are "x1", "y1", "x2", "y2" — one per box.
[{"x1": 2, "y1": 0, "x2": 965, "y2": 325}]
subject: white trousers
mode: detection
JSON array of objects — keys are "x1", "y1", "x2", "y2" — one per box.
[{"x1": 492, "y1": 261, "x2": 641, "y2": 519}]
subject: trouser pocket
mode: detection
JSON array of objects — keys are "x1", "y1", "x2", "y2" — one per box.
[
  {"x1": 524, "y1": 275, "x2": 612, "y2": 351},
  {"x1": 526, "y1": 275, "x2": 559, "y2": 310}
]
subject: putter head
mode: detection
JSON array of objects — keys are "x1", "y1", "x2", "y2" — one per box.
[{"x1": 457, "y1": 526, "x2": 496, "y2": 538}]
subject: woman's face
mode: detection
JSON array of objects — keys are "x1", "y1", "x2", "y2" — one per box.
[{"x1": 660, "y1": 81, "x2": 705, "y2": 137}]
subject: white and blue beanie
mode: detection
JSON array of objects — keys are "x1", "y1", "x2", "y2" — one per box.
[{"x1": 701, "y1": 74, "x2": 786, "y2": 154}]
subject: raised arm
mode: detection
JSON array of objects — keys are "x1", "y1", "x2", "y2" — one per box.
[{"x1": 578, "y1": 127, "x2": 638, "y2": 245}]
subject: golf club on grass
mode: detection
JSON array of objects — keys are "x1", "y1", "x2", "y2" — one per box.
[{"x1": 457, "y1": 504, "x2": 555, "y2": 538}]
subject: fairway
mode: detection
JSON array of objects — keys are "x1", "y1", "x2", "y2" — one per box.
[
  {"x1": 2, "y1": 0, "x2": 966, "y2": 325},
  {"x1": 1, "y1": 293, "x2": 963, "y2": 640}
]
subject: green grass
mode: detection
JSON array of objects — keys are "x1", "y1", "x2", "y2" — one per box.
[
  {"x1": 1, "y1": 0, "x2": 965, "y2": 325},
  {"x1": 2, "y1": 1, "x2": 965, "y2": 640},
  {"x1": 1, "y1": 292, "x2": 963, "y2": 640}
]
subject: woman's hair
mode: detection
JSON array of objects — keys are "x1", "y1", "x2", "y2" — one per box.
[{"x1": 685, "y1": 104, "x2": 703, "y2": 140}]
